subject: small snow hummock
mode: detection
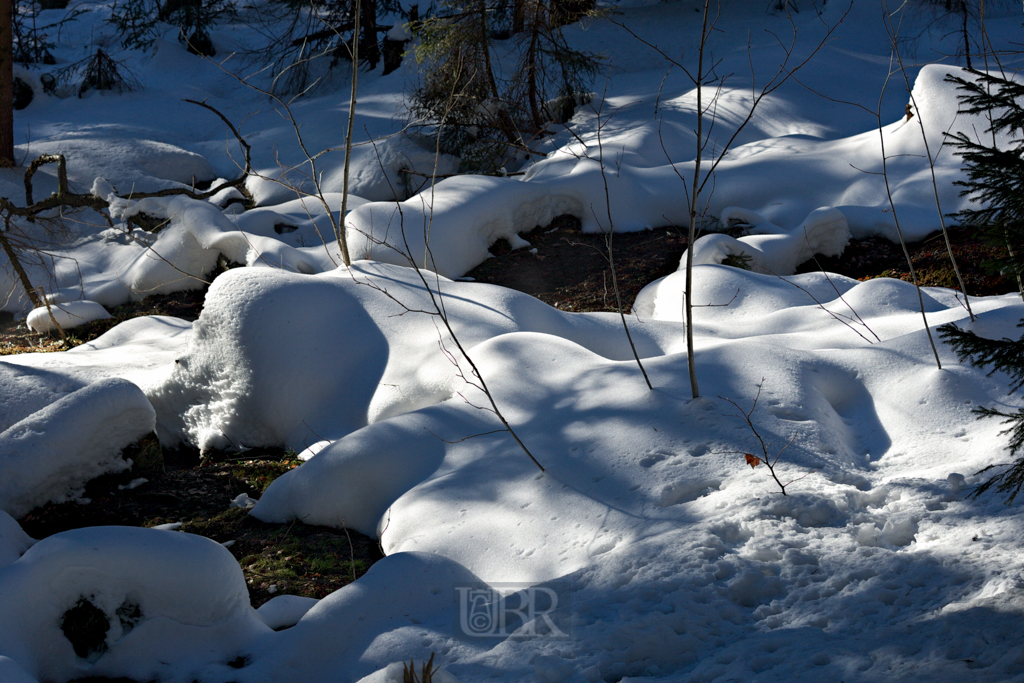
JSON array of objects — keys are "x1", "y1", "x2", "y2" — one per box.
[
  {"x1": 255, "y1": 594, "x2": 319, "y2": 630},
  {"x1": 229, "y1": 493, "x2": 258, "y2": 510},
  {"x1": 26, "y1": 301, "x2": 111, "y2": 334},
  {"x1": 683, "y1": 206, "x2": 851, "y2": 276}
]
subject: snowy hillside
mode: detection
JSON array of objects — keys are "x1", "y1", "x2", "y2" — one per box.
[{"x1": 1, "y1": 1, "x2": 1024, "y2": 682}]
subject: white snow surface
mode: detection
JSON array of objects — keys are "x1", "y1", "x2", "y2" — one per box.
[
  {"x1": 26, "y1": 300, "x2": 111, "y2": 333},
  {"x1": 0, "y1": 511, "x2": 34, "y2": 569},
  {"x1": 0, "y1": 526, "x2": 268, "y2": 682},
  {"x1": 1, "y1": 2, "x2": 1024, "y2": 682},
  {"x1": 0, "y1": 377, "x2": 156, "y2": 517},
  {"x1": 2, "y1": 2, "x2": 1019, "y2": 311}
]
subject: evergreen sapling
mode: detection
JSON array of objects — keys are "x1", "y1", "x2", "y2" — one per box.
[{"x1": 939, "y1": 69, "x2": 1024, "y2": 502}]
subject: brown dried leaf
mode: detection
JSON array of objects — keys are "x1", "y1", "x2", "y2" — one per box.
[{"x1": 744, "y1": 454, "x2": 761, "y2": 468}]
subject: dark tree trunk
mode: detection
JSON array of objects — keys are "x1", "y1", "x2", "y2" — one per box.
[
  {"x1": 960, "y1": 0, "x2": 972, "y2": 70},
  {"x1": 513, "y1": 0, "x2": 525, "y2": 34},
  {"x1": 477, "y1": 0, "x2": 498, "y2": 99},
  {"x1": 360, "y1": 0, "x2": 379, "y2": 69},
  {"x1": 382, "y1": 37, "x2": 404, "y2": 75},
  {"x1": 526, "y1": 2, "x2": 541, "y2": 129},
  {"x1": 0, "y1": 0, "x2": 13, "y2": 166}
]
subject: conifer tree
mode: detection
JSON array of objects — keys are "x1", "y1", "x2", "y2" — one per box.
[
  {"x1": 410, "y1": 0, "x2": 600, "y2": 172},
  {"x1": 939, "y1": 69, "x2": 1024, "y2": 502},
  {"x1": 944, "y1": 70, "x2": 1024, "y2": 280}
]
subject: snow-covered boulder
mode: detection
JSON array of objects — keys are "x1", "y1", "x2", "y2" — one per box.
[
  {"x1": 0, "y1": 526, "x2": 267, "y2": 682},
  {"x1": 0, "y1": 378, "x2": 156, "y2": 517},
  {"x1": 19, "y1": 134, "x2": 216, "y2": 195}
]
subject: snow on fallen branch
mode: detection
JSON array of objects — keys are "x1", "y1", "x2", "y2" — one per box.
[{"x1": 0, "y1": 99, "x2": 254, "y2": 309}]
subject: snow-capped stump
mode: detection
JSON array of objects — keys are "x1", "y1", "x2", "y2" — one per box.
[
  {"x1": 25, "y1": 300, "x2": 111, "y2": 334},
  {"x1": 0, "y1": 526, "x2": 267, "y2": 682},
  {"x1": 0, "y1": 378, "x2": 156, "y2": 518}
]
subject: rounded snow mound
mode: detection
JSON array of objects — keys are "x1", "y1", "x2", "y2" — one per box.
[
  {"x1": 26, "y1": 300, "x2": 110, "y2": 334},
  {"x1": 0, "y1": 526, "x2": 266, "y2": 682},
  {"x1": 21, "y1": 133, "x2": 216, "y2": 195},
  {"x1": 0, "y1": 377, "x2": 156, "y2": 518}
]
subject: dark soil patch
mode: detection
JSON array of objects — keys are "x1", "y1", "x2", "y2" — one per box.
[
  {"x1": 466, "y1": 214, "x2": 689, "y2": 312},
  {"x1": 0, "y1": 288, "x2": 207, "y2": 356},
  {"x1": 797, "y1": 228, "x2": 1015, "y2": 296},
  {"x1": 19, "y1": 444, "x2": 382, "y2": 609},
  {"x1": 470, "y1": 215, "x2": 1019, "y2": 310}
]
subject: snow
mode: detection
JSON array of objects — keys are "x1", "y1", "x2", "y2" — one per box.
[
  {"x1": 0, "y1": 1, "x2": 1023, "y2": 682},
  {"x1": 23, "y1": 134, "x2": 216, "y2": 195},
  {"x1": 254, "y1": 594, "x2": 319, "y2": 631},
  {"x1": 26, "y1": 300, "x2": 111, "y2": 333},
  {"x1": 684, "y1": 206, "x2": 851, "y2": 275},
  {"x1": 0, "y1": 511, "x2": 34, "y2": 569},
  {"x1": 0, "y1": 526, "x2": 268, "y2": 682},
  {"x1": 0, "y1": 377, "x2": 155, "y2": 517}
]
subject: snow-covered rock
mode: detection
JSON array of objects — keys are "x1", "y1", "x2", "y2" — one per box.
[
  {"x1": 0, "y1": 526, "x2": 267, "y2": 682},
  {"x1": 683, "y1": 206, "x2": 851, "y2": 275},
  {"x1": 0, "y1": 378, "x2": 156, "y2": 517}
]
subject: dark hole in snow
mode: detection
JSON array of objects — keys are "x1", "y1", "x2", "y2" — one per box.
[
  {"x1": 192, "y1": 177, "x2": 215, "y2": 192},
  {"x1": 13, "y1": 78, "x2": 33, "y2": 111},
  {"x1": 488, "y1": 237, "x2": 513, "y2": 257},
  {"x1": 185, "y1": 30, "x2": 215, "y2": 57},
  {"x1": 274, "y1": 223, "x2": 299, "y2": 234},
  {"x1": 127, "y1": 212, "x2": 170, "y2": 233},
  {"x1": 61, "y1": 598, "x2": 109, "y2": 660},
  {"x1": 227, "y1": 654, "x2": 250, "y2": 668}
]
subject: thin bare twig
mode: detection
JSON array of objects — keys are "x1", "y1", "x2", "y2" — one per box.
[
  {"x1": 719, "y1": 379, "x2": 810, "y2": 496},
  {"x1": 876, "y1": 3, "x2": 942, "y2": 369},
  {"x1": 591, "y1": 91, "x2": 653, "y2": 390}
]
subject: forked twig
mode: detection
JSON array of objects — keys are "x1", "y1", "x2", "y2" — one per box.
[{"x1": 718, "y1": 379, "x2": 813, "y2": 495}]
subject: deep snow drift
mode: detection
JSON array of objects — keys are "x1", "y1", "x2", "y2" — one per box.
[{"x1": 1, "y1": 1, "x2": 1024, "y2": 682}]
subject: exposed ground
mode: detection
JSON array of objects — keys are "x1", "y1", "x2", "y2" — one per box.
[
  {"x1": 468, "y1": 215, "x2": 1016, "y2": 311},
  {"x1": 6, "y1": 215, "x2": 1018, "y2": 612}
]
